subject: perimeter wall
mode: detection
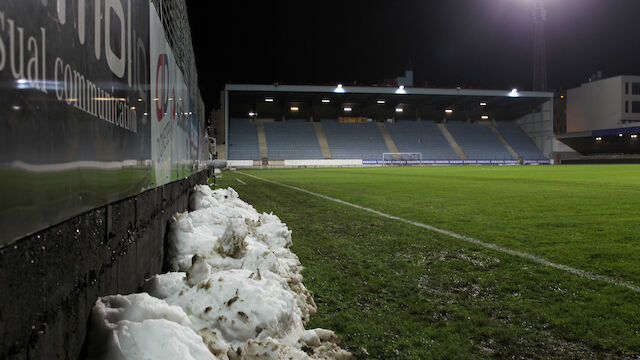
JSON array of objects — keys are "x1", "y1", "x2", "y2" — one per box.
[{"x1": 0, "y1": 0, "x2": 210, "y2": 358}]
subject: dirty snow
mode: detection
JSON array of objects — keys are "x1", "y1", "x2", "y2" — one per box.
[{"x1": 87, "y1": 185, "x2": 350, "y2": 359}]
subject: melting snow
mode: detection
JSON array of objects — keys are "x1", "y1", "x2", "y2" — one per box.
[{"x1": 86, "y1": 185, "x2": 351, "y2": 359}]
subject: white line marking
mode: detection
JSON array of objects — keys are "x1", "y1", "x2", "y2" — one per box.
[
  {"x1": 238, "y1": 171, "x2": 640, "y2": 293},
  {"x1": 236, "y1": 178, "x2": 247, "y2": 185}
]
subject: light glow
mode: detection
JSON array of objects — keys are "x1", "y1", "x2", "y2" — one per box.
[
  {"x1": 322, "y1": 99, "x2": 330, "y2": 103},
  {"x1": 445, "y1": 109, "x2": 453, "y2": 114},
  {"x1": 290, "y1": 106, "x2": 299, "y2": 111},
  {"x1": 249, "y1": 112, "x2": 257, "y2": 117},
  {"x1": 619, "y1": 134, "x2": 623, "y2": 137},
  {"x1": 509, "y1": 88, "x2": 519, "y2": 97},
  {"x1": 480, "y1": 102, "x2": 487, "y2": 106},
  {"x1": 595, "y1": 137, "x2": 602, "y2": 141},
  {"x1": 265, "y1": 97, "x2": 274, "y2": 102},
  {"x1": 343, "y1": 107, "x2": 352, "y2": 112},
  {"x1": 334, "y1": 84, "x2": 345, "y2": 93},
  {"x1": 395, "y1": 107, "x2": 403, "y2": 113},
  {"x1": 395, "y1": 85, "x2": 407, "y2": 94},
  {"x1": 481, "y1": 115, "x2": 489, "y2": 120},
  {"x1": 631, "y1": 134, "x2": 638, "y2": 139},
  {"x1": 377, "y1": 99, "x2": 386, "y2": 104}
]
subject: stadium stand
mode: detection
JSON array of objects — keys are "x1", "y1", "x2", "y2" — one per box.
[
  {"x1": 321, "y1": 120, "x2": 389, "y2": 159},
  {"x1": 386, "y1": 120, "x2": 459, "y2": 159},
  {"x1": 446, "y1": 121, "x2": 515, "y2": 160},
  {"x1": 495, "y1": 121, "x2": 546, "y2": 159},
  {"x1": 264, "y1": 120, "x2": 323, "y2": 160},
  {"x1": 228, "y1": 119, "x2": 261, "y2": 160}
]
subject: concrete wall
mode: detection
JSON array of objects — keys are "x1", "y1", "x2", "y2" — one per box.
[
  {"x1": 567, "y1": 75, "x2": 640, "y2": 133},
  {"x1": 0, "y1": 168, "x2": 213, "y2": 359},
  {"x1": 516, "y1": 100, "x2": 554, "y2": 158}
]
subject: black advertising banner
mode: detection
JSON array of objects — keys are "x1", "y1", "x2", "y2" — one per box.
[{"x1": 0, "y1": 0, "x2": 151, "y2": 243}]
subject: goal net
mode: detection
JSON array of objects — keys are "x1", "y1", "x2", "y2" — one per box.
[{"x1": 382, "y1": 152, "x2": 423, "y2": 166}]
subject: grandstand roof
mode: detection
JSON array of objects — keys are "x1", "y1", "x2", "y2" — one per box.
[{"x1": 225, "y1": 84, "x2": 554, "y2": 121}]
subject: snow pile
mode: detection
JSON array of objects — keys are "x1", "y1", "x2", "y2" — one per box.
[
  {"x1": 88, "y1": 186, "x2": 350, "y2": 360},
  {"x1": 86, "y1": 293, "x2": 214, "y2": 360}
]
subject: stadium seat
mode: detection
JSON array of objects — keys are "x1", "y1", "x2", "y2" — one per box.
[
  {"x1": 385, "y1": 120, "x2": 459, "y2": 160},
  {"x1": 263, "y1": 121, "x2": 323, "y2": 160},
  {"x1": 446, "y1": 121, "x2": 515, "y2": 160},
  {"x1": 495, "y1": 121, "x2": 546, "y2": 160},
  {"x1": 321, "y1": 120, "x2": 389, "y2": 160},
  {"x1": 228, "y1": 118, "x2": 261, "y2": 160}
]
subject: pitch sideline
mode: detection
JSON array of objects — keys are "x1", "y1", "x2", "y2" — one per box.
[{"x1": 237, "y1": 171, "x2": 640, "y2": 294}]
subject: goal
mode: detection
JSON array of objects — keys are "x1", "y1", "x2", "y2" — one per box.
[{"x1": 382, "y1": 152, "x2": 423, "y2": 166}]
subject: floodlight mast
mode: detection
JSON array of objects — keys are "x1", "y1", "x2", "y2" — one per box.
[{"x1": 532, "y1": 0, "x2": 548, "y2": 91}]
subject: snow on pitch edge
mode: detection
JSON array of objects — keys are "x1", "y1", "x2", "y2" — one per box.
[{"x1": 85, "y1": 186, "x2": 351, "y2": 360}]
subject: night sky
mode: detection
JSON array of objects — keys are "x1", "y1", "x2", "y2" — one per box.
[{"x1": 187, "y1": 0, "x2": 640, "y2": 112}]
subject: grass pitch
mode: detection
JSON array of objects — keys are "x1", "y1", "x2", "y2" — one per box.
[{"x1": 216, "y1": 165, "x2": 640, "y2": 359}]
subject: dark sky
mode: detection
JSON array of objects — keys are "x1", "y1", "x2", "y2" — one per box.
[{"x1": 187, "y1": 0, "x2": 640, "y2": 112}]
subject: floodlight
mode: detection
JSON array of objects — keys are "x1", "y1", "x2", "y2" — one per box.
[
  {"x1": 445, "y1": 109, "x2": 453, "y2": 114},
  {"x1": 509, "y1": 88, "x2": 519, "y2": 97},
  {"x1": 249, "y1": 112, "x2": 257, "y2": 116},
  {"x1": 265, "y1": 97, "x2": 274, "y2": 102},
  {"x1": 377, "y1": 99, "x2": 386, "y2": 104},
  {"x1": 322, "y1": 99, "x2": 331, "y2": 103},
  {"x1": 480, "y1": 102, "x2": 487, "y2": 106},
  {"x1": 395, "y1": 85, "x2": 407, "y2": 94},
  {"x1": 334, "y1": 84, "x2": 345, "y2": 93},
  {"x1": 395, "y1": 107, "x2": 403, "y2": 113},
  {"x1": 290, "y1": 106, "x2": 299, "y2": 111},
  {"x1": 344, "y1": 107, "x2": 352, "y2": 112},
  {"x1": 481, "y1": 115, "x2": 489, "y2": 120},
  {"x1": 595, "y1": 136, "x2": 602, "y2": 141}
]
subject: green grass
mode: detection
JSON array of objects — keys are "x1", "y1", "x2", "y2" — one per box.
[{"x1": 216, "y1": 165, "x2": 640, "y2": 359}]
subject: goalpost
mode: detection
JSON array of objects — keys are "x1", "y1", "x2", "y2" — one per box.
[{"x1": 382, "y1": 152, "x2": 423, "y2": 166}]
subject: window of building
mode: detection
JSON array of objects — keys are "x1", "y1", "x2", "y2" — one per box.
[
  {"x1": 632, "y1": 101, "x2": 640, "y2": 113},
  {"x1": 626, "y1": 101, "x2": 629, "y2": 113},
  {"x1": 633, "y1": 83, "x2": 640, "y2": 95},
  {"x1": 626, "y1": 82, "x2": 629, "y2": 95}
]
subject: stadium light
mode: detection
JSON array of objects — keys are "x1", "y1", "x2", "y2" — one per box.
[
  {"x1": 395, "y1": 85, "x2": 407, "y2": 94},
  {"x1": 480, "y1": 102, "x2": 487, "y2": 106},
  {"x1": 595, "y1": 136, "x2": 602, "y2": 141},
  {"x1": 481, "y1": 115, "x2": 489, "y2": 120},
  {"x1": 395, "y1": 107, "x2": 403, "y2": 113},
  {"x1": 265, "y1": 97, "x2": 274, "y2": 103},
  {"x1": 334, "y1": 84, "x2": 345, "y2": 93},
  {"x1": 509, "y1": 88, "x2": 519, "y2": 97},
  {"x1": 322, "y1": 99, "x2": 331, "y2": 103},
  {"x1": 290, "y1": 106, "x2": 299, "y2": 111},
  {"x1": 445, "y1": 109, "x2": 453, "y2": 114},
  {"x1": 343, "y1": 107, "x2": 352, "y2": 112},
  {"x1": 377, "y1": 99, "x2": 386, "y2": 104}
]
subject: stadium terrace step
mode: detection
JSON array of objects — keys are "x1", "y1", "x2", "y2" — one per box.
[
  {"x1": 377, "y1": 122, "x2": 399, "y2": 153},
  {"x1": 313, "y1": 122, "x2": 333, "y2": 159},
  {"x1": 438, "y1": 123, "x2": 467, "y2": 159},
  {"x1": 490, "y1": 124, "x2": 521, "y2": 161},
  {"x1": 256, "y1": 121, "x2": 269, "y2": 160}
]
